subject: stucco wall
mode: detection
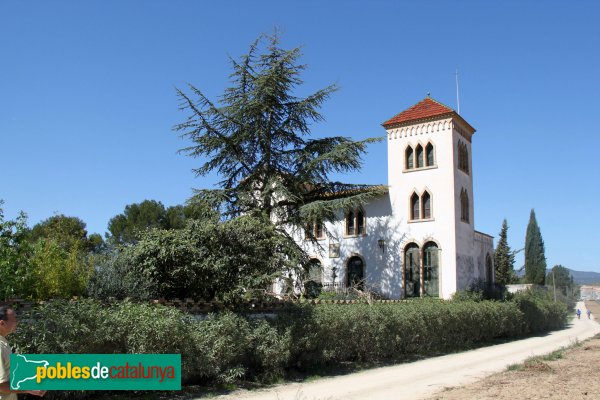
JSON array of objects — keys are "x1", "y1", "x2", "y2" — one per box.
[{"x1": 281, "y1": 113, "x2": 493, "y2": 300}]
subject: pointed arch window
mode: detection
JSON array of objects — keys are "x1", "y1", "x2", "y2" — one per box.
[
  {"x1": 410, "y1": 192, "x2": 420, "y2": 221},
  {"x1": 460, "y1": 188, "x2": 470, "y2": 223},
  {"x1": 405, "y1": 146, "x2": 414, "y2": 169},
  {"x1": 425, "y1": 143, "x2": 434, "y2": 166},
  {"x1": 458, "y1": 141, "x2": 469, "y2": 174},
  {"x1": 416, "y1": 144, "x2": 424, "y2": 168},
  {"x1": 421, "y1": 191, "x2": 431, "y2": 219}
]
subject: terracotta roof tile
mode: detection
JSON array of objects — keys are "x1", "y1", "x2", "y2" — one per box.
[{"x1": 382, "y1": 97, "x2": 455, "y2": 128}]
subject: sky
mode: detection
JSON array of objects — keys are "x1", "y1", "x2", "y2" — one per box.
[{"x1": 1, "y1": 1, "x2": 599, "y2": 272}]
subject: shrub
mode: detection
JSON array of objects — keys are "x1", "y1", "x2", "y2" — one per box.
[
  {"x1": 14, "y1": 300, "x2": 206, "y2": 384},
  {"x1": 512, "y1": 288, "x2": 568, "y2": 333},
  {"x1": 10, "y1": 295, "x2": 563, "y2": 395},
  {"x1": 452, "y1": 280, "x2": 510, "y2": 302},
  {"x1": 278, "y1": 300, "x2": 525, "y2": 367}
]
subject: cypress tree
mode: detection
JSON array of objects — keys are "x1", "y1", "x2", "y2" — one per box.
[
  {"x1": 494, "y1": 219, "x2": 516, "y2": 285},
  {"x1": 524, "y1": 209, "x2": 547, "y2": 284}
]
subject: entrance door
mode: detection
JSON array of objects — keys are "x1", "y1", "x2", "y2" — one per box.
[
  {"x1": 404, "y1": 244, "x2": 420, "y2": 297},
  {"x1": 347, "y1": 256, "x2": 364, "y2": 289},
  {"x1": 423, "y1": 242, "x2": 439, "y2": 297}
]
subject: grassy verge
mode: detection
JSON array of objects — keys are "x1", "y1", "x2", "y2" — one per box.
[{"x1": 505, "y1": 339, "x2": 582, "y2": 372}]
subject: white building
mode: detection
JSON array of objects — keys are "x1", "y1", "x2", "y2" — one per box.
[{"x1": 294, "y1": 96, "x2": 494, "y2": 299}]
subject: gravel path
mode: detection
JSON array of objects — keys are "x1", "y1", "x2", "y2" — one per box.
[{"x1": 206, "y1": 302, "x2": 600, "y2": 400}]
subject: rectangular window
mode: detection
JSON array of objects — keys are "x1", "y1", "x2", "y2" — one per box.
[
  {"x1": 357, "y1": 211, "x2": 365, "y2": 235},
  {"x1": 347, "y1": 218, "x2": 355, "y2": 236},
  {"x1": 315, "y1": 222, "x2": 324, "y2": 239}
]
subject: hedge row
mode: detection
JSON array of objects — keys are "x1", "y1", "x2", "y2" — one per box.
[{"x1": 12, "y1": 292, "x2": 567, "y2": 392}]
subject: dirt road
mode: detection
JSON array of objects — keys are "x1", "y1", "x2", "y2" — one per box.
[
  {"x1": 431, "y1": 301, "x2": 600, "y2": 399},
  {"x1": 209, "y1": 302, "x2": 600, "y2": 400}
]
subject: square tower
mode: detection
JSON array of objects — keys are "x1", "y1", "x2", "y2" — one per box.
[{"x1": 383, "y1": 97, "x2": 482, "y2": 297}]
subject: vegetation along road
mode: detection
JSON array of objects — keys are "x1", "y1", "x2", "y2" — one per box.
[{"x1": 210, "y1": 302, "x2": 600, "y2": 400}]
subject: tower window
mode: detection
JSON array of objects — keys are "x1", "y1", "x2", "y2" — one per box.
[
  {"x1": 405, "y1": 146, "x2": 414, "y2": 169},
  {"x1": 458, "y1": 141, "x2": 469, "y2": 174},
  {"x1": 416, "y1": 144, "x2": 424, "y2": 168},
  {"x1": 410, "y1": 192, "x2": 420, "y2": 221},
  {"x1": 422, "y1": 191, "x2": 431, "y2": 219},
  {"x1": 425, "y1": 143, "x2": 434, "y2": 166},
  {"x1": 460, "y1": 188, "x2": 470, "y2": 223}
]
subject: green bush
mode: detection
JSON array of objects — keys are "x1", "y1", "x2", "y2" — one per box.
[
  {"x1": 277, "y1": 300, "x2": 525, "y2": 367},
  {"x1": 13, "y1": 300, "x2": 202, "y2": 383},
  {"x1": 452, "y1": 280, "x2": 511, "y2": 302},
  {"x1": 512, "y1": 288, "x2": 568, "y2": 333},
  {"x1": 192, "y1": 312, "x2": 251, "y2": 383},
  {"x1": 11, "y1": 295, "x2": 565, "y2": 395}
]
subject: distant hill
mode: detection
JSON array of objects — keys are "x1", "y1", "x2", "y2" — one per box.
[
  {"x1": 567, "y1": 269, "x2": 600, "y2": 285},
  {"x1": 515, "y1": 268, "x2": 600, "y2": 285}
]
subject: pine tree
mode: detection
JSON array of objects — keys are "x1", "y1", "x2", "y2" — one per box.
[
  {"x1": 174, "y1": 33, "x2": 385, "y2": 231},
  {"x1": 524, "y1": 209, "x2": 547, "y2": 284},
  {"x1": 494, "y1": 219, "x2": 516, "y2": 285},
  {"x1": 173, "y1": 34, "x2": 385, "y2": 289}
]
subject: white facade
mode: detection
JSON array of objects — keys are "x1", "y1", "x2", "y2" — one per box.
[{"x1": 291, "y1": 97, "x2": 494, "y2": 299}]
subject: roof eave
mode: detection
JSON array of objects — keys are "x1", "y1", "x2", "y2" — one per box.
[{"x1": 382, "y1": 111, "x2": 476, "y2": 134}]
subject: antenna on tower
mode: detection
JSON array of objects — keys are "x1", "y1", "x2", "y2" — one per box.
[{"x1": 455, "y1": 69, "x2": 461, "y2": 114}]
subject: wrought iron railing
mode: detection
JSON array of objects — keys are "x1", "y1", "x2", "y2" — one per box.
[{"x1": 321, "y1": 282, "x2": 347, "y2": 293}]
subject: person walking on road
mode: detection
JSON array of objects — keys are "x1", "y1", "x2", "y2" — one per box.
[
  {"x1": 576, "y1": 308, "x2": 581, "y2": 319},
  {"x1": 587, "y1": 309, "x2": 592, "y2": 319}
]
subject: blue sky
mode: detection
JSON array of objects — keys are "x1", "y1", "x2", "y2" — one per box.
[{"x1": 1, "y1": 1, "x2": 599, "y2": 272}]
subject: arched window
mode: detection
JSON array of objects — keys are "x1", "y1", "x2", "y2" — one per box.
[
  {"x1": 304, "y1": 258, "x2": 323, "y2": 298},
  {"x1": 458, "y1": 142, "x2": 469, "y2": 174},
  {"x1": 421, "y1": 191, "x2": 431, "y2": 219},
  {"x1": 404, "y1": 243, "x2": 420, "y2": 297},
  {"x1": 416, "y1": 144, "x2": 424, "y2": 168},
  {"x1": 346, "y1": 210, "x2": 355, "y2": 235},
  {"x1": 347, "y1": 256, "x2": 364, "y2": 289},
  {"x1": 356, "y1": 209, "x2": 365, "y2": 235},
  {"x1": 486, "y1": 254, "x2": 493, "y2": 287},
  {"x1": 405, "y1": 146, "x2": 414, "y2": 169},
  {"x1": 308, "y1": 258, "x2": 323, "y2": 284},
  {"x1": 423, "y1": 242, "x2": 439, "y2": 297},
  {"x1": 410, "y1": 192, "x2": 420, "y2": 220},
  {"x1": 425, "y1": 143, "x2": 434, "y2": 166},
  {"x1": 460, "y1": 188, "x2": 469, "y2": 223}
]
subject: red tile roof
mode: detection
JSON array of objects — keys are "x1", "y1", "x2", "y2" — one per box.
[{"x1": 382, "y1": 97, "x2": 455, "y2": 128}]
